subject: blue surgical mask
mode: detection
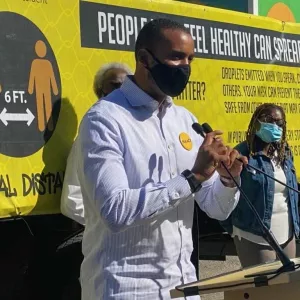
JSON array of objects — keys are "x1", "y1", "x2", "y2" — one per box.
[{"x1": 256, "y1": 121, "x2": 283, "y2": 143}]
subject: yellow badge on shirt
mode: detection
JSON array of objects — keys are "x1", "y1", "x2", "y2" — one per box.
[{"x1": 179, "y1": 133, "x2": 193, "y2": 151}]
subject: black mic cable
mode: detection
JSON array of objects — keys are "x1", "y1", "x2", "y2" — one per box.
[{"x1": 192, "y1": 122, "x2": 296, "y2": 275}]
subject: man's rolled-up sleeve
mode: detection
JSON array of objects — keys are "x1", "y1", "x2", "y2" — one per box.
[
  {"x1": 77, "y1": 111, "x2": 193, "y2": 232},
  {"x1": 195, "y1": 172, "x2": 240, "y2": 221}
]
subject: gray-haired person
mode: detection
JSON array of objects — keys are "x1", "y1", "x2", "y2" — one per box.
[
  {"x1": 61, "y1": 62, "x2": 132, "y2": 224},
  {"x1": 93, "y1": 62, "x2": 132, "y2": 98}
]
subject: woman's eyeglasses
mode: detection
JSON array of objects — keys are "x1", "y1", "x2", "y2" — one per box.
[{"x1": 259, "y1": 114, "x2": 286, "y2": 127}]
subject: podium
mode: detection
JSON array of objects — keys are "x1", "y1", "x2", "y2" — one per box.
[{"x1": 170, "y1": 258, "x2": 300, "y2": 299}]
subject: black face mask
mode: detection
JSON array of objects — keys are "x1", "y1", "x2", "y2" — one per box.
[{"x1": 145, "y1": 49, "x2": 191, "y2": 97}]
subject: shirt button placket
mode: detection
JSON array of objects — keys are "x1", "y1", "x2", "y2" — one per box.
[{"x1": 167, "y1": 143, "x2": 177, "y2": 178}]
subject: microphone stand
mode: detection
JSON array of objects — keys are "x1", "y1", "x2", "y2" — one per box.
[
  {"x1": 220, "y1": 161, "x2": 295, "y2": 275},
  {"x1": 192, "y1": 122, "x2": 296, "y2": 276}
]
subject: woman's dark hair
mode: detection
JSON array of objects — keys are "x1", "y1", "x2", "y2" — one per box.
[{"x1": 246, "y1": 103, "x2": 287, "y2": 163}]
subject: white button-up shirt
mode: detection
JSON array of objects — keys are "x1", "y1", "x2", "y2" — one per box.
[
  {"x1": 76, "y1": 77, "x2": 240, "y2": 300},
  {"x1": 61, "y1": 140, "x2": 85, "y2": 225}
]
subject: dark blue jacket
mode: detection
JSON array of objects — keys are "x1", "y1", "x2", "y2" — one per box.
[{"x1": 221, "y1": 141, "x2": 299, "y2": 237}]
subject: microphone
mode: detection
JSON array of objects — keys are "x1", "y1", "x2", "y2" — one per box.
[
  {"x1": 202, "y1": 122, "x2": 213, "y2": 133},
  {"x1": 192, "y1": 123, "x2": 206, "y2": 138},
  {"x1": 193, "y1": 122, "x2": 296, "y2": 275}
]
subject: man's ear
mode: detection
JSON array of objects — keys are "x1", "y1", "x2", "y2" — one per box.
[{"x1": 137, "y1": 49, "x2": 151, "y2": 68}]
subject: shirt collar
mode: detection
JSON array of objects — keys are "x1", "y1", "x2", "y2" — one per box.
[{"x1": 120, "y1": 76, "x2": 173, "y2": 112}]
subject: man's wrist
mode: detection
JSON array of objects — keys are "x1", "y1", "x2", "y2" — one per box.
[
  {"x1": 220, "y1": 175, "x2": 237, "y2": 188},
  {"x1": 191, "y1": 173, "x2": 206, "y2": 183},
  {"x1": 181, "y1": 169, "x2": 203, "y2": 193},
  {"x1": 190, "y1": 167, "x2": 209, "y2": 183}
]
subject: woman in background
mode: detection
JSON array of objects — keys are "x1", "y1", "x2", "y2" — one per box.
[{"x1": 222, "y1": 103, "x2": 299, "y2": 267}]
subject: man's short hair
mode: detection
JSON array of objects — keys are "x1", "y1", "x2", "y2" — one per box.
[
  {"x1": 135, "y1": 18, "x2": 190, "y2": 60},
  {"x1": 93, "y1": 62, "x2": 132, "y2": 98}
]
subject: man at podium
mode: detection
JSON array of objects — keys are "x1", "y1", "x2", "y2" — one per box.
[{"x1": 76, "y1": 18, "x2": 246, "y2": 300}]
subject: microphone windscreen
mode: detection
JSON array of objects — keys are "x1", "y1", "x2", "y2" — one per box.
[
  {"x1": 202, "y1": 123, "x2": 213, "y2": 134},
  {"x1": 192, "y1": 123, "x2": 204, "y2": 135}
]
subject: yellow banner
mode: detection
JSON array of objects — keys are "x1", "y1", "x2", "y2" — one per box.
[{"x1": 1, "y1": 0, "x2": 300, "y2": 218}]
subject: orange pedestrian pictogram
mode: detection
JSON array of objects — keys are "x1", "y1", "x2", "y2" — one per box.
[{"x1": 28, "y1": 40, "x2": 59, "y2": 132}]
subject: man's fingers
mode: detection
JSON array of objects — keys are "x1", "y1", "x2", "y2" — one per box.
[
  {"x1": 213, "y1": 142, "x2": 227, "y2": 155},
  {"x1": 203, "y1": 142, "x2": 228, "y2": 162},
  {"x1": 230, "y1": 150, "x2": 248, "y2": 166},
  {"x1": 227, "y1": 149, "x2": 239, "y2": 167},
  {"x1": 215, "y1": 148, "x2": 240, "y2": 168},
  {"x1": 212, "y1": 152, "x2": 230, "y2": 164},
  {"x1": 202, "y1": 130, "x2": 223, "y2": 146},
  {"x1": 238, "y1": 154, "x2": 248, "y2": 165},
  {"x1": 227, "y1": 150, "x2": 248, "y2": 169}
]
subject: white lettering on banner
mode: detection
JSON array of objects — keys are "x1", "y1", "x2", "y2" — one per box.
[
  {"x1": 184, "y1": 23, "x2": 208, "y2": 54},
  {"x1": 98, "y1": 12, "x2": 149, "y2": 46},
  {"x1": 210, "y1": 28, "x2": 251, "y2": 58},
  {"x1": 108, "y1": 13, "x2": 115, "y2": 44},
  {"x1": 94, "y1": 8, "x2": 300, "y2": 65},
  {"x1": 274, "y1": 37, "x2": 300, "y2": 63},
  {"x1": 254, "y1": 34, "x2": 272, "y2": 60},
  {"x1": 115, "y1": 14, "x2": 125, "y2": 45}
]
